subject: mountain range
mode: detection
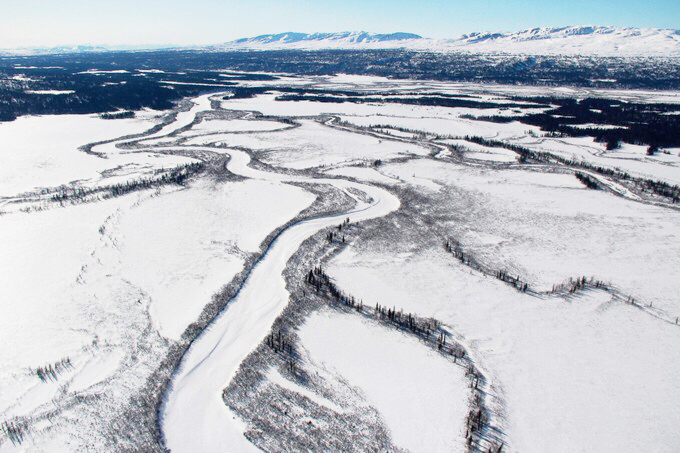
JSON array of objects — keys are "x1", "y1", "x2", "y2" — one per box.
[
  {"x1": 215, "y1": 26, "x2": 680, "y2": 56},
  {"x1": 2, "y1": 26, "x2": 679, "y2": 57}
]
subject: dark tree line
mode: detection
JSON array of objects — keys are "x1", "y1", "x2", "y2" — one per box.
[
  {"x1": 550, "y1": 276, "x2": 608, "y2": 295},
  {"x1": 445, "y1": 239, "x2": 529, "y2": 293},
  {"x1": 100, "y1": 110, "x2": 135, "y2": 119},
  {"x1": 50, "y1": 162, "x2": 204, "y2": 203},
  {"x1": 275, "y1": 93, "x2": 543, "y2": 110},
  {"x1": 575, "y1": 172, "x2": 602, "y2": 190},
  {"x1": 465, "y1": 97, "x2": 680, "y2": 148},
  {"x1": 495, "y1": 270, "x2": 529, "y2": 292},
  {"x1": 305, "y1": 265, "x2": 467, "y2": 359}
]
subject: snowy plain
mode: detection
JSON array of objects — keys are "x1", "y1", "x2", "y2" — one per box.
[
  {"x1": 299, "y1": 310, "x2": 469, "y2": 453},
  {"x1": 0, "y1": 110, "x2": 189, "y2": 198},
  {"x1": 1, "y1": 72, "x2": 679, "y2": 453}
]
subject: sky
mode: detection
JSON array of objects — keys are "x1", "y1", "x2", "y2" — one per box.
[{"x1": 1, "y1": 0, "x2": 679, "y2": 48}]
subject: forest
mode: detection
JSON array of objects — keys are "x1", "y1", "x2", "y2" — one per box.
[
  {"x1": 465, "y1": 96, "x2": 680, "y2": 148},
  {"x1": 2, "y1": 49, "x2": 680, "y2": 121}
]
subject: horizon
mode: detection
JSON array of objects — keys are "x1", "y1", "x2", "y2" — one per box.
[
  {"x1": 1, "y1": 0, "x2": 679, "y2": 49},
  {"x1": 2, "y1": 25, "x2": 679, "y2": 51}
]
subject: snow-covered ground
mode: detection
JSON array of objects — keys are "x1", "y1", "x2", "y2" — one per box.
[
  {"x1": 509, "y1": 135, "x2": 680, "y2": 185},
  {"x1": 378, "y1": 159, "x2": 680, "y2": 313},
  {"x1": 191, "y1": 118, "x2": 290, "y2": 133},
  {"x1": 328, "y1": 244, "x2": 680, "y2": 453},
  {"x1": 184, "y1": 119, "x2": 430, "y2": 169},
  {"x1": 0, "y1": 90, "x2": 318, "y2": 450},
  {"x1": 325, "y1": 166, "x2": 400, "y2": 185},
  {"x1": 0, "y1": 111, "x2": 193, "y2": 199},
  {"x1": 217, "y1": 85, "x2": 679, "y2": 184},
  {"x1": 0, "y1": 193, "x2": 148, "y2": 414},
  {"x1": 325, "y1": 154, "x2": 680, "y2": 452},
  {"x1": 220, "y1": 92, "x2": 547, "y2": 120},
  {"x1": 338, "y1": 114, "x2": 540, "y2": 141},
  {"x1": 299, "y1": 310, "x2": 469, "y2": 453},
  {"x1": 438, "y1": 138, "x2": 519, "y2": 162},
  {"x1": 115, "y1": 178, "x2": 315, "y2": 340},
  {"x1": 0, "y1": 175, "x2": 315, "y2": 447},
  {"x1": 2, "y1": 74, "x2": 679, "y2": 452},
  {"x1": 161, "y1": 148, "x2": 401, "y2": 453}
]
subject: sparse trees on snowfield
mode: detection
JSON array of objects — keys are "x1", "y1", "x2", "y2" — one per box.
[
  {"x1": 445, "y1": 239, "x2": 529, "y2": 292},
  {"x1": 307, "y1": 266, "x2": 465, "y2": 360},
  {"x1": 302, "y1": 257, "x2": 505, "y2": 452},
  {"x1": 49, "y1": 162, "x2": 204, "y2": 204},
  {"x1": 463, "y1": 135, "x2": 680, "y2": 203},
  {"x1": 1, "y1": 418, "x2": 28, "y2": 446},
  {"x1": 32, "y1": 357, "x2": 73, "y2": 382}
]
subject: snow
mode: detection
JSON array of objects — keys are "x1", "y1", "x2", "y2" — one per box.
[
  {"x1": 509, "y1": 135, "x2": 680, "y2": 185},
  {"x1": 299, "y1": 310, "x2": 468, "y2": 453},
  {"x1": 570, "y1": 123, "x2": 627, "y2": 129},
  {"x1": 325, "y1": 166, "x2": 400, "y2": 185},
  {"x1": 221, "y1": 94, "x2": 547, "y2": 123},
  {"x1": 158, "y1": 80, "x2": 234, "y2": 87},
  {"x1": 68, "y1": 350, "x2": 126, "y2": 393},
  {"x1": 131, "y1": 91, "x2": 217, "y2": 143},
  {"x1": 0, "y1": 111, "x2": 194, "y2": 200},
  {"x1": 439, "y1": 139, "x2": 519, "y2": 162},
  {"x1": 373, "y1": 127, "x2": 417, "y2": 139},
  {"x1": 220, "y1": 26, "x2": 680, "y2": 56},
  {"x1": 0, "y1": 90, "x2": 318, "y2": 448},
  {"x1": 0, "y1": 194, "x2": 149, "y2": 419},
  {"x1": 3, "y1": 76, "x2": 680, "y2": 452},
  {"x1": 14, "y1": 66, "x2": 62, "y2": 69},
  {"x1": 339, "y1": 114, "x2": 539, "y2": 141},
  {"x1": 162, "y1": 148, "x2": 401, "y2": 453},
  {"x1": 382, "y1": 158, "x2": 680, "y2": 314},
  {"x1": 0, "y1": 162, "x2": 315, "y2": 447},
  {"x1": 117, "y1": 178, "x2": 315, "y2": 340},
  {"x1": 77, "y1": 69, "x2": 130, "y2": 74},
  {"x1": 265, "y1": 368, "x2": 344, "y2": 413},
  {"x1": 23, "y1": 90, "x2": 75, "y2": 95},
  {"x1": 323, "y1": 74, "x2": 396, "y2": 85},
  {"x1": 185, "y1": 119, "x2": 430, "y2": 169},
  {"x1": 11, "y1": 75, "x2": 35, "y2": 82},
  {"x1": 191, "y1": 118, "x2": 289, "y2": 133},
  {"x1": 328, "y1": 240, "x2": 680, "y2": 453},
  {"x1": 464, "y1": 151, "x2": 516, "y2": 162},
  {"x1": 222, "y1": 92, "x2": 523, "y2": 120}
]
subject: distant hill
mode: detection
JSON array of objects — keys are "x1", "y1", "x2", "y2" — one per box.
[
  {"x1": 216, "y1": 26, "x2": 680, "y2": 56},
  {"x1": 0, "y1": 43, "x2": 176, "y2": 56}
]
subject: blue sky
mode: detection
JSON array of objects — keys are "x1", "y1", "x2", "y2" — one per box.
[{"x1": 1, "y1": 0, "x2": 678, "y2": 47}]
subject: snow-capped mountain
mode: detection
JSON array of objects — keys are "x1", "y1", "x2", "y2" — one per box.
[
  {"x1": 217, "y1": 26, "x2": 680, "y2": 56},
  {"x1": 233, "y1": 32, "x2": 422, "y2": 45},
  {"x1": 447, "y1": 26, "x2": 680, "y2": 55},
  {"x1": 4, "y1": 26, "x2": 678, "y2": 57}
]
